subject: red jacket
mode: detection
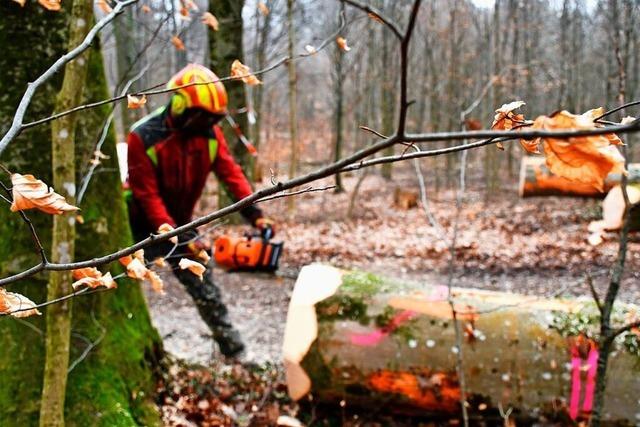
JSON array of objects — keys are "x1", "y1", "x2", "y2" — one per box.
[{"x1": 127, "y1": 106, "x2": 261, "y2": 231}]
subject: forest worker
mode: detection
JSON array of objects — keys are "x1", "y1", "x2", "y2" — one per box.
[{"x1": 126, "y1": 63, "x2": 274, "y2": 358}]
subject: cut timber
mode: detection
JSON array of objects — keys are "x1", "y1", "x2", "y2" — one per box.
[
  {"x1": 283, "y1": 265, "x2": 640, "y2": 424},
  {"x1": 519, "y1": 156, "x2": 640, "y2": 198}
]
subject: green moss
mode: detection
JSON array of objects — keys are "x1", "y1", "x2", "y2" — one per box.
[
  {"x1": 316, "y1": 295, "x2": 370, "y2": 325},
  {"x1": 0, "y1": 10, "x2": 161, "y2": 425},
  {"x1": 551, "y1": 302, "x2": 640, "y2": 365}
]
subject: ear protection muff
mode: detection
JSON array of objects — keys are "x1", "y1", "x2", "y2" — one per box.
[{"x1": 170, "y1": 93, "x2": 187, "y2": 116}]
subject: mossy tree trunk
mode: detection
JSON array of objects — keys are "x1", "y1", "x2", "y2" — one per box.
[
  {"x1": 40, "y1": 2, "x2": 93, "y2": 425},
  {"x1": 209, "y1": 0, "x2": 251, "y2": 224},
  {"x1": 0, "y1": 3, "x2": 161, "y2": 426}
]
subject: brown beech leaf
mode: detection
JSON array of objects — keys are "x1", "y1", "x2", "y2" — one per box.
[
  {"x1": 179, "y1": 6, "x2": 189, "y2": 18},
  {"x1": 10, "y1": 173, "x2": 79, "y2": 215},
  {"x1": 491, "y1": 101, "x2": 526, "y2": 131},
  {"x1": 38, "y1": 0, "x2": 61, "y2": 11},
  {"x1": 179, "y1": 258, "x2": 206, "y2": 281},
  {"x1": 304, "y1": 45, "x2": 317, "y2": 55},
  {"x1": 72, "y1": 267, "x2": 101, "y2": 280},
  {"x1": 532, "y1": 109, "x2": 626, "y2": 191},
  {"x1": 258, "y1": 1, "x2": 269, "y2": 16},
  {"x1": 201, "y1": 12, "x2": 219, "y2": 30},
  {"x1": 230, "y1": 60, "x2": 262, "y2": 86},
  {"x1": 154, "y1": 257, "x2": 167, "y2": 268},
  {"x1": 141, "y1": 4, "x2": 151, "y2": 13},
  {"x1": 75, "y1": 214, "x2": 85, "y2": 224},
  {"x1": 197, "y1": 249, "x2": 211, "y2": 264},
  {"x1": 171, "y1": 35, "x2": 186, "y2": 51},
  {"x1": 0, "y1": 288, "x2": 41, "y2": 318},
  {"x1": 127, "y1": 94, "x2": 147, "y2": 109},
  {"x1": 126, "y1": 258, "x2": 149, "y2": 280},
  {"x1": 146, "y1": 271, "x2": 165, "y2": 294},
  {"x1": 12, "y1": 0, "x2": 26, "y2": 7},
  {"x1": 96, "y1": 0, "x2": 112, "y2": 13},
  {"x1": 368, "y1": 12, "x2": 384, "y2": 24},
  {"x1": 336, "y1": 36, "x2": 351, "y2": 52},
  {"x1": 157, "y1": 223, "x2": 178, "y2": 244},
  {"x1": 73, "y1": 272, "x2": 116, "y2": 290}
]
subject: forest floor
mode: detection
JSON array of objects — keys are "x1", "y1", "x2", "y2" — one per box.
[{"x1": 145, "y1": 168, "x2": 640, "y2": 426}]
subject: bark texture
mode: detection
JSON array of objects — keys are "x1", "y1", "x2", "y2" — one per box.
[
  {"x1": 209, "y1": 0, "x2": 251, "y2": 224},
  {"x1": 0, "y1": 3, "x2": 161, "y2": 426},
  {"x1": 40, "y1": 2, "x2": 94, "y2": 425}
]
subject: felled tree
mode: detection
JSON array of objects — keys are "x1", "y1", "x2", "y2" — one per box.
[{"x1": 0, "y1": 2, "x2": 161, "y2": 425}]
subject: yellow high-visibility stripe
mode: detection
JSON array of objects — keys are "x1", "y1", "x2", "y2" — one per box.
[{"x1": 208, "y1": 139, "x2": 218, "y2": 164}]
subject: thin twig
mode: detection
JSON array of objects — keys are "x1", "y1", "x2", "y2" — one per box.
[
  {"x1": 0, "y1": 0, "x2": 139, "y2": 155},
  {"x1": 20, "y1": 12, "x2": 348, "y2": 131}
]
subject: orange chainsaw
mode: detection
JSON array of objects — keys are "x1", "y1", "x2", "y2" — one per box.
[{"x1": 213, "y1": 229, "x2": 282, "y2": 272}]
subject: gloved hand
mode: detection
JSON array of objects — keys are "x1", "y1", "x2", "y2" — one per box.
[{"x1": 254, "y1": 217, "x2": 276, "y2": 240}]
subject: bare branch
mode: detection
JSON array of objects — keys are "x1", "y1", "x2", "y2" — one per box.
[
  {"x1": 21, "y1": 13, "x2": 347, "y2": 131},
  {"x1": 339, "y1": 0, "x2": 403, "y2": 39},
  {"x1": 0, "y1": 0, "x2": 140, "y2": 156}
]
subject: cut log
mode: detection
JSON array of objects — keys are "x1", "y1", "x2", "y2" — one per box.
[
  {"x1": 393, "y1": 188, "x2": 418, "y2": 210},
  {"x1": 283, "y1": 265, "x2": 640, "y2": 424},
  {"x1": 519, "y1": 156, "x2": 640, "y2": 198}
]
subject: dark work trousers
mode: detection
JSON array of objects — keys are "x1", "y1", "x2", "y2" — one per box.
[{"x1": 129, "y1": 212, "x2": 244, "y2": 357}]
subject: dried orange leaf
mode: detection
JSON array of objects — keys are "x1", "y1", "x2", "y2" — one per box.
[
  {"x1": 179, "y1": 258, "x2": 206, "y2": 281},
  {"x1": 73, "y1": 272, "x2": 116, "y2": 290},
  {"x1": 492, "y1": 101, "x2": 526, "y2": 131},
  {"x1": 146, "y1": 271, "x2": 165, "y2": 294},
  {"x1": 10, "y1": 173, "x2": 79, "y2": 215},
  {"x1": 231, "y1": 60, "x2": 262, "y2": 86},
  {"x1": 0, "y1": 290, "x2": 41, "y2": 317},
  {"x1": 532, "y1": 109, "x2": 626, "y2": 191},
  {"x1": 0, "y1": 288, "x2": 41, "y2": 318},
  {"x1": 154, "y1": 257, "x2": 167, "y2": 268},
  {"x1": 157, "y1": 223, "x2": 178, "y2": 244},
  {"x1": 171, "y1": 35, "x2": 186, "y2": 51},
  {"x1": 368, "y1": 12, "x2": 383, "y2": 23},
  {"x1": 126, "y1": 258, "x2": 149, "y2": 280},
  {"x1": 179, "y1": 6, "x2": 189, "y2": 18},
  {"x1": 96, "y1": 0, "x2": 112, "y2": 13},
  {"x1": 304, "y1": 45, "x2": 317, "y2": 55},
  {"x1": 336, "y1": 36, "x2": 351, "y2": 52},
  {"x1": 119, "y1": 255, "x2": 133, "y2": 267},
  {"x1": 38, "y1": 0, "x2": 61, "y2": 11},
  {"x1": 72, "y1": 267, "x2": 101, "y2": 280},
  {"x1": 127, "y1": 94, "x2": 147, "y2": 109},
  {"x1": 201, "y1": 12, "x2": 219, "y2": 31},
  {"x1": 496, "y1": 142, "x2": 505, "y2": 151},
  {"x1": 12, "y1": 0, "x2": 26, "y2": 7},
  {"x1": 141, "y1": 4, "x2": 151, "y2": 13},
  {"x1": 258, "y1": 1, "x2": 269, "y2": 16},
  {"x1": 75, "y1": 214, "x2": 85, "y2": 224},
  {"x1": 197, "y1": 249, "x2": 211, "y2": 264},
  {"x1": 133, "y1": 249, "x2": 145, "y2": 263}
]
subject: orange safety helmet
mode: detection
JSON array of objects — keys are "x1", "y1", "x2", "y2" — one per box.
[{"x1": 167, "y1": 64, "x2": 228, "y2": 116}]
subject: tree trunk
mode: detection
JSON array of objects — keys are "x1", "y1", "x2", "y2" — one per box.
[
  {"x1": 40, "y1": 2, "x2": 93, "y2": 425},
  {"x1": 380, "y1": 6, "x2": 394, "y2": 180},
  {"x1": 0, "y1": 3, "x2": 161, "y2": 426},
  {"x1": 332, "y1": 4, "x2": 346, "y2": 193},
  {"x1": 209, "y1": 0, "x2": 251, "y2": 224},
  {"x1": 283, "y1": 266, "x2": 640, "y2": 423},
  {"x1": 286, "y1": 0, "x2": 299, "y2": 216}
]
